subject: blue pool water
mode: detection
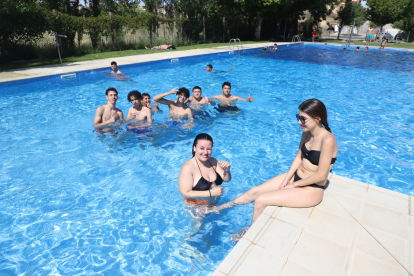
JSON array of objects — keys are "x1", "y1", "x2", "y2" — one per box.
[{"x1": 1, "y1": 43, "x2": 414, "y2": 275}]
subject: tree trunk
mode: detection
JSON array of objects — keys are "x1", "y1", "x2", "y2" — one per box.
[
  {"x1": 337, "y1": 27, "x2": 342, "y2": 40},
  {"x1": 180, "y1": 14, "x2": 183, "y2": 46},
  {"x1": 276, "y1": 19, "x2": 282, "y2": 39},
  {"x1": 203, "y1": 16, "x2": 206, "y2": 43},
  {"x1": 223, "y1": 17, "x2": 226, "y2": 42},
  {"x1": 254, "y1": 13, "x2": 263, "y2": 41},
  {"x1": 150, "y1": 24, "x2": 153, "y2": 46}
]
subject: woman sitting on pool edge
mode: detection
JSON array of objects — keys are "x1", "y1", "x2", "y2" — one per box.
[
  {"x1": 201, "y1": 99, "x2": 337, "y2": 226},
  {"x1": 179, "y1": 133, "x2": 231, "y2": 206}
]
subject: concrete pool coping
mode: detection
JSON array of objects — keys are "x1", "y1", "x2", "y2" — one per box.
[
  {"x1": 0, "y1": 42, "x2": 282, "y2": 83},
  {"x1": 2, "y1": 42, "x2": 412, "y2": 275},
  {"x1": 213, "y1": 174, "x2": 414, "y2": 276}
]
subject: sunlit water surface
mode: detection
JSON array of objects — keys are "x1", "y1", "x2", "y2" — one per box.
[{"x1": 1, "y1": 43, "x2": 414, "y2": 275}]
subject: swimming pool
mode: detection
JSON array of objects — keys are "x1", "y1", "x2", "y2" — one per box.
[{"x1": 1, "y1": 43, "x2": 413, "y2": 275}]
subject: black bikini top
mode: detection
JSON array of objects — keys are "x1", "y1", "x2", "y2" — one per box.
[
  {"x1": 193, "y1": 158, "x2": 223, "y2": 191},
  {"x1": 301, "y1": 143, "x2": 337, "y2": 166}
]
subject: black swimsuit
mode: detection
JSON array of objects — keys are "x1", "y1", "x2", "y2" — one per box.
[
  {"x1": 193, "y1": 158, "x2": 223, "y2": 191},
  {"x1": 294, "y1": 143, "x2": 337, "y2": 189}
]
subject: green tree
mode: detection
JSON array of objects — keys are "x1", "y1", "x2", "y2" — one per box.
[
  {"x1": 393, "y1": 0, "x2": 414, "y2": 42},
  {"x1": 336, "y1": 0, "x2": 367, "y2": 40},
  {"x1": 0, "y1": 0, "x2": 46, "y2": 62},
  {"x1": 367, "y1": 0, "x2": 410, "y2": 36}
]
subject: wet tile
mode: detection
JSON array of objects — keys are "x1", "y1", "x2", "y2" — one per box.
[
  {"x1": 365, "y1": 188, "x2": 409, "y2": 214},
  {"x1": 243, "y1": 213, "x2": 271, "y2": 242},
  {"x1": 280, "y1": 260, "x2": 321, "y2": 276},
  {"x1": 289, "y1": 231, "x2": 349, "y2": 276},
  {"x1": 256, "y1": 219, "x2": 302, "y2": 256},
  {"x1": 346, "y1": 251, "x2": 408, "y2": 276},
  {"x1": 360, "y1": 202, "x2": 410, "y2": 239},
  {"x1": 276, "y1": 207, "x2": 312, "y2": 228},
  {"x1": 328, "y1": 178, "x2": 367, "y2": 200},
  {"x1": 262, "y1": 206, "x2": 278, "y2": 217},
  {"x1": 211, "y1": 270, "x2": 226, "y2": 276},
  {"x1": 330, "y1": 174, "x2": 368, "y2": 187},
  {"x1": 411, "y1": 216, "x2": 414, "y2": 242},
  {"x1": 325, "y1": 190, "x2": 364, "y2": 220},
  {"x1": 232, "y1": 245, "x2": 286, "y2": 276},
  {"x1": 304, "y1": 208, "x2": 357, "y2": 247},
  {"x1": 216, "y1": 238, "x2": 252, "y2": 274},
  {"x1": 411, "y1": 242, "x2": 414, "y2": 275},
  {"x1": 411, "y1": 197, "x2": 414, "y2": 216}
]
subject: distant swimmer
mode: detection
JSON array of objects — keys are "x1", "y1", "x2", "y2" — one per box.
[
  {"x1": 142, "y1": 93, "x2": 162, "y2": 113},
  {"x1": 211, "y1": 82, "x2": 253, "y2": 111},
  {"x1": 379, "y1": 37, "x2": 388, "y2": 49},
  {"x1": 356, "y1": 46, "x2": 360, "y2": 51},
  {"x1": 93, "y1": 87, "x2": 124, "y2": 129},
  {"x1": 273, "y1": 44, "x2": 278, "y2": 51},
  {"x1": 153, "y1": 87, "x2": 195, "y2": 129},
  {"x1": 365, "y1": 46, "x2": 369, "y2": 51},
  {"x1": 205, "y1": 64, "x2": 233, "y2": 73},
  {"x1": 110, "y1": 61, "x2": 122, "y2": 74},
  {"x1": 145, "y1": 45, "x2": 176, "y2": 50},
  {"x1": 125, "y1": 90, "x2": 153, "y2": 127},
  {"x1": 262, "y1": 47, "x2": 269, "y2": 52},
  {"x1": 187, "y1": 86, "x2": 216, "y2": 106}
]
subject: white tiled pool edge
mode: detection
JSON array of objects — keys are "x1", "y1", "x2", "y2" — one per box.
[
  {"x1": 0, "y1": 42, "x2": 289, "y2": 83},
  {"x1": 213, "y1": 174, "x2": 413, "y2": 276}
]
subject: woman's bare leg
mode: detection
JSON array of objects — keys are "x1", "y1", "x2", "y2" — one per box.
[{"x1": 252, "y1": 187, "x2": 323, "y2": 220}]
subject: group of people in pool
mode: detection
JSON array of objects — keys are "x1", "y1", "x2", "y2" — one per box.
[
  {"x1": 179, "y1": 99, "x2": 338, "y2": 241},
  {"x1": 93, "y1": 62, "x2": 254, "y2": 131}
]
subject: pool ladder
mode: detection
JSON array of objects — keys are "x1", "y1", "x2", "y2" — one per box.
[
  {"x1": 229, "y1": 39, "x2": 244, "y2": 54},
  {"x1": 292, "y1": 35, "x2": 301, "y2": 43}
]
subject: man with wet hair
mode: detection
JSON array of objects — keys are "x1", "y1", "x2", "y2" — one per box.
[
  {"x1": 125, "y1": 90, "x2": 152, "y2": 126},
  {"x1": 93, "y1": 87, "x2": 124, "y2": 128},
  {"x1": 110, "y1": 61, "x2": 122, "y2": 74},
  {"x1": 141, "y1": 93, "x2": 161, "y2": 113},
  {"x1": 153, "y1": 87, "x2": 194, "y2": 129},
  {"x1": 187, "y1": 86, "x2": 216, "y2": 105},
  {"x1": 211, "y1": 82, "x2": 253, "y2": 110},
  {"x1": 206, "y1": 64, "x2": 213, "y2": 71}
]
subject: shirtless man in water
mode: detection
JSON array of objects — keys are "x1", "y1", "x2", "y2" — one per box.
[
  {"x1": 93, "y1": 87, "x2": 124, "y2": 129},
  {"x1": 187, "y1": 86, "x2": 216, "y2": 106},
  {"x1": 154, "y1": 87, "x2": 194, "y2": 129},
  {"x1": 210, "y1": 82, "x2": 253, "y2": 109},
  {"x1": 110, "y1": 61, "x2": 122, "y2": 74},
  {"x1": 142, "y1": 93, "x2": 161, "y2": 113},
  {"x1": 366, "y1": 26, "x2": 374, "y2": 46},
  {"x1": 125, "y1": 90, "x2": 152, "y2": 127}
]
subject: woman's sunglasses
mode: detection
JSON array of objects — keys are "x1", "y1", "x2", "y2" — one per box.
[{"x1": 296, "y1": 114, "x2": 308, "y2": 125}]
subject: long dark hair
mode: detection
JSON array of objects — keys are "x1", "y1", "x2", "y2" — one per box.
[
  {"x1": 299, "y1": 99, "x2": 331, "y2": 132},
  {"x1": 192, "y1": 133, "x2": 213, "y2": 156}
]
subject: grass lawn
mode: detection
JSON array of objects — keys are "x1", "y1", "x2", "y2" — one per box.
[
  {"x1": 315, "y1": 38, "x2": 414, "y2": 49},
  {"x1": 0, "y1": 41, "x2": 267, "y2": 71}
]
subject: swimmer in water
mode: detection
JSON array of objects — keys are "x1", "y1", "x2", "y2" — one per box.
[
  {"x1": 200, "y1": 99, "x2": 338, "y2": 242},
  {"x1": 141, "y1": 93, "x2": 162, "y2": 113},
  {"x1": 205, "y1": 64, "x2": 233, "y2": 73},
  {"x1": 356, "y1": 46, "x2": 360, "y2": 51},
  {"x1": 210, "y1": 82, "x2": 253, "y2": 110},
  {"x1": 125, "y1": 90, "x2": 153, "y2": 127},
  {"x1": 153, "y1": 87, "x2": 195, "y2": 129},
  {"x1": 262, "y1": 47, "x2": 269, "y2": 52},
  {"x1": 365, "y1": 46, "x2": 369, "y2": 51},
  {"x1": 93, "y1": 87, "x2": 124, "y2": 129},
  {"x1": 179, "y1": 133, "x2": 231, "y2": 206},
  {"x1": 187, "y1": 86, "x2": 216, "y2": 106},
  {"x1": 110, "y1": 61, "x2": 122, "y2": 74},
  {"x1": 273, "y1": 44, "x2": 278, "y2": 51}
]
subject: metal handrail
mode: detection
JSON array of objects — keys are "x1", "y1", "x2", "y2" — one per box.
[
  {"x1": 229, "y1": 38, "x2": 244, "y2": 53},
  {"x1": 292, "y1": 35, "x2": 301, "y2": 43}
]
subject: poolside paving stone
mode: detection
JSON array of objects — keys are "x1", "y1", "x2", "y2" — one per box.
[{"x1": 214, "y1": 175, "x2": 413, "y2": 276}]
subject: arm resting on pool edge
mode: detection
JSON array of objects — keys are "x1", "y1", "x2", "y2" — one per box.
[{"x1": 178, "y1": 162, "x2": 223, "y2": 198}]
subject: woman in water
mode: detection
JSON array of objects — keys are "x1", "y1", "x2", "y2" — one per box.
[
  {"x1": 179, "y1": 133, "x2": 231, "y2": 206},
  {"x1": 203, "y1": 99, "x2": 337, "y2": 227}
]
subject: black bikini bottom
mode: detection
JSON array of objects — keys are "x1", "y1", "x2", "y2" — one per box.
[{"x1": 293, "y1": 171, "x2": 325, "y2": 189}]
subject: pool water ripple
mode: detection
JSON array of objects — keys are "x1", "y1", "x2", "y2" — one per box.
[{"x1": 1, "y1": 44, "x2": 414, "y2": 275}]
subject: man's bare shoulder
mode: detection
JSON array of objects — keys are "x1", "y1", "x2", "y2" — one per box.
[{"x1": 96, "y1": 105, "x2": 106, "y2": 112}]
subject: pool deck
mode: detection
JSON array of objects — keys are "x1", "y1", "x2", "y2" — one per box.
[
  {"x1": 2, "y1": 42, "x2": 413, "y2": 276},
  {"x1": 213, "y1": 174, "x2": 413, "y2": 276},
  {"x1": 0, "y1": 42, "x2": 276, "y2": 83}
]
